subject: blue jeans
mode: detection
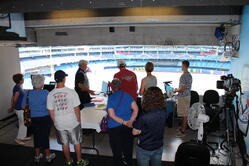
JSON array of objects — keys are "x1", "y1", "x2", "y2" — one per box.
[{"x1": 136, "y1": 145, "x2": 163, "y2": 166}]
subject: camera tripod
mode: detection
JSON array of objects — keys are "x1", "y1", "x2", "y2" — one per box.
[
  {"x1": 202, "y1": 93, "x2": 248, "y2": 166},
  {"x1": 220, "y1": 94, "x2": 247, "y2": 166}
]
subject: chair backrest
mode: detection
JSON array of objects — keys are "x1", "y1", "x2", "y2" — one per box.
[
  {"x1": 190, "y1": 90, "x2": 199, "y2": 107},
  {"x1": 175, "y1": 142, "x2": 210, "y2": 166},
  {"x1": 203, "y1": 90, "x2": 219, "y2": 105},
  {"x1": 203, "y1": 90, "x2": 220, "y2": 132}
]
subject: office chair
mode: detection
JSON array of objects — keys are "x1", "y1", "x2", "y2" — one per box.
[
  {"x1": 202, "y1": 89, "x2": 220, "y2": 154},
  {"x1": 203, "y1": 90, "x2": 219, "y2": 107},
  {"x1": 175, "y1": 141, "x2": 210, "y2": 166},
  {"x1": 190, "y1": 90, "x2": 200, "y2": 107},
  {"x1": 203, "y1": 90, "x2": 220, "y2": 132}
]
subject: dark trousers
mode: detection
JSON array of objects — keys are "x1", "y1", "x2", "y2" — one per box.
[
  {"x1": 109, "y1": 125, "x2": 134, "y2": 166},
  {"x1": 136, "y1": 97, "x2": 144, "y2": 119},
  {"x1": 75, "y1": 89, "x2": 91, "y2": 110},
  {"x1": 26, "y1": 126, "x2": 32, "y2": 137},
  {"x1": 31, "y1": 116, "x2": 51, "y2": 149}
]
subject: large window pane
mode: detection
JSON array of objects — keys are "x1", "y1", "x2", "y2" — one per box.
[{"x1": 19, "y1": 45, "x2": 229, "y2": 95}]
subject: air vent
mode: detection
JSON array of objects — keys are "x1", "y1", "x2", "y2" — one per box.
[
  {"x1": 129, "y1": 26, "x2": 135, "y2": 32},
  {"x1": 55, "y1": 32, "x2": 68, "y2": 36},
  {"x1": 109, "y1": 27, "x2": 115, "y2": 33}
]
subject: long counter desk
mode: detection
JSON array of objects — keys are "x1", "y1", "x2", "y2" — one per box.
[{"x1": 80, "y1": 95, "x2": 108, "y2": 155}]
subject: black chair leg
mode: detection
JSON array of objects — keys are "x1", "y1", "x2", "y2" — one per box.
[{"x1": 204, "y1": 142, "x2": 217, "y2": 155}]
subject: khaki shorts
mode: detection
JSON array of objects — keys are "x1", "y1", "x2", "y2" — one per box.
[
  {"x1": 56, "y1": 124, "x2": 82, "y2": 145},
  {"x1": 177, "y1": 96, "x2": 190, "y2": 117}
]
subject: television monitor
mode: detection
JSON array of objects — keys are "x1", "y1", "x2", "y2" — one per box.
[
  {"x1": 101, "y1": 81, "x2": 108, "y2": 94},
  {"x1": 43, "y1": 84, "x2": 55, "y2": 92}
]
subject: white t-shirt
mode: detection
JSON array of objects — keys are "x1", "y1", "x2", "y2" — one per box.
[{"x1": 47, "y1": 87, "x2": 81, "y2": 130}]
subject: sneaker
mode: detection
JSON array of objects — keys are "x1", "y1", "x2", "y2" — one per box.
[
  {"x1": 123, "y1": 159, "x2": 128, "y2": 165},
  {"x1": 66, "y1": 160, "x2": 74, "y2": 166},
  {"x1": 34, "y1": 153, "x2": 43, "y2": 163},
  {"x1": 21, "y1": 137, "x2": 32, "y2": 141},
  {"x1": 46, "y1": 153, "x2": 56, "y2": 163},
  {"x1": 176, "y1": 130, "x2": 186, "y2": 138},
  {"x1": 122, "y1": 157, "x2": 128, "y2": 165},
  {"x1": 15, "y1": 139, "x2": 25, "y2": 145},
  {"x1": 76, "y1": 159, "x2": 89, "y2": 166}
]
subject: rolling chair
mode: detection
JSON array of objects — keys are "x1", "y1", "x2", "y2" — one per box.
[
  {"x1": 203, "y1": 90, "x2": 220, "y2": 132},
  {"x1": 202, "y1": 89, "x2": 220, "y2": 154},
  {"x1": 190, "y1": 90, "x2": 200, "y2": 107},
  {"x1": 175, "y1": 141, "x2": 210, "y2": 166},
  {"x1": 203, "y1": 90, "x2": 220, "y2": 107}
]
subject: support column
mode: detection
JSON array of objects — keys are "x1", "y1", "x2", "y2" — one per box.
[{"x1": 0, "y1": 46, "x2": 21, "y2": 120}]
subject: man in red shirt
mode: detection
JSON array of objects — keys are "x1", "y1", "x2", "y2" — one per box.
[{"x1": 114, "y1": 59, "x2": 138, "y2": 101}]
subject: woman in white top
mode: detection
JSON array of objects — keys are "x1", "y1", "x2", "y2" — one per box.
[{"x1": 139, "y1": 62, "x2": 157, "y2": 96}]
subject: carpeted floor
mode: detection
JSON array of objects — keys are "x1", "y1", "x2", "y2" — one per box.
[{"x1": 0, "y1": 143, "x2": 175, "y2": 166}]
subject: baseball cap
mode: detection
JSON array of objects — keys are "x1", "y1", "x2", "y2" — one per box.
[
  {"x1": 117, "y1": 59, "x2": 126, "y2": 67},
  {"x1": 54, "y1": 70, "x2": 68, "y2": 83}
]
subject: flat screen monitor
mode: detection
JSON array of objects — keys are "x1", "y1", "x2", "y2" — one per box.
[
  {"x1": 43, "y1": 84, "x2": 55, "y2": 92},
  {"x1": 101, "y1": 81, "x2": 108, "y2": 94}
]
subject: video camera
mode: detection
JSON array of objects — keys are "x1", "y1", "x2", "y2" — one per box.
[
  {"x1": 217, "y1": 74, "x2": 241, "y2": 94},
  {"x1": 216, "y1": 75, "x2": 248, "y2": 165}
]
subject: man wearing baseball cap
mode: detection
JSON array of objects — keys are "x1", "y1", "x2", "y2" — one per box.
[
  {"x1": 114, "y1": 59, "x2": 138, "y2": 101},
  {"x1": 47, "y1": 70, "x2": 89, "y2": 166}
]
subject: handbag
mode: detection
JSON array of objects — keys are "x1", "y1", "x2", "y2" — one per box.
[
  {"x1": 23, "y1": 91, "x2": 32, "y2": 127},
  {"x1": 100, "y1": 116, "x2": 108, "y2": 133},
  {"x1": 100, "y1": 91, "x2": 124, "y2": 132}
]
